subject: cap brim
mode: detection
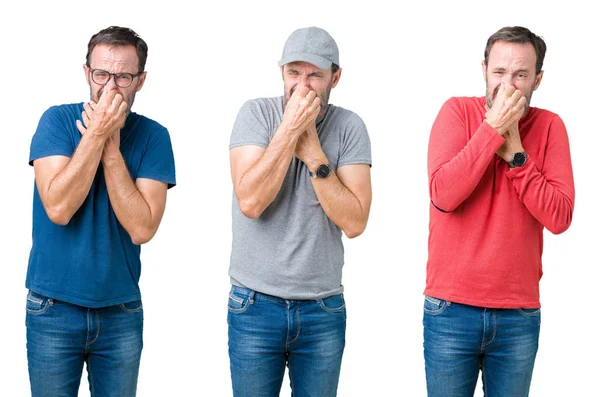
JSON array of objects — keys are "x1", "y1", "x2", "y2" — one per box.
[{"x1": 278, "y1": 52, "x2": 332, "y2": 70}]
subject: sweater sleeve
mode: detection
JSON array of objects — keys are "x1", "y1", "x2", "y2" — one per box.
[
  {"x1": 428, "y1": 97, "x2": 506, "y2": 212},
  {"x1": 505, "y1": 115, "x2": 575, "y2": 234}
]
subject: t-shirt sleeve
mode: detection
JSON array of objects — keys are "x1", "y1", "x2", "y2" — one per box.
[
  {"x1": 29, "y1": 106, "x2": 77, "y2": 166},
  {"x1": 229, "y1": 100, "x2": 271, "y2": 149},
  {"x1": 338, "y1": 112, "x2": 372, "y2": 168},
  {"x1": 137, "y1": 127, "x2": 177, "y2": 188}
]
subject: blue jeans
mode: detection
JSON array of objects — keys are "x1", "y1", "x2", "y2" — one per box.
[
  {"x1": 227, "y1": 286, "x2": 346, "y2": 397},
  {"x1": 423, "y1": 296, "x2": 541, "y2": 397},
  {"x1": 26, "y1": 290, "x2": 143, "y2": 397}
]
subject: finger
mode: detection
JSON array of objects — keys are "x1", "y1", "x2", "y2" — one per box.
[
  {"x1": 117, "y1": 101, "x2": 128, "y2": 120},
  {"x1": 112, "y1": 92, "x2": 124, "y2": 107},
  {"x1": 306, "y1": 98, "x2": 321, "y2": 121},
  {"x1": 515, "y1": 96, "x2": 527, "y2": 114},
  {"x1": 498, "y1": 82, "x2": 505, "y2": 96},
  {"x1": 81, "y1": 111, "x2": 90, "y2": 128},
  {"x1": 292, "y1": 100, "x2": 307, "y2": 124},
  {"x1": 294, "y1": 85, "x2": 309, "y2": 99},
  {"x1": 89, "y1": 101, "x2": 97, "y2": 111},
  {"x1": 510, "y1": 89, "x2": 524, "y2": 101},
  {"x1": 99, "y1": 88, "x2": 117, "y2": 105},
  {"x1": 82, "y1": 104, "x2": 93, "y2": 125},
  {"x1": 108, "y1": 93, "x2": 124, "y2": 115},
  {"x1": 76, "y1": 119, "x2": 86, "y2": 135},
  {"x1": 309, "y1": 96, "x2": 321, "y2": 113},
  {"x1": 503, "y1": 83, "x2": 516, "y2": 98},
  {"x1": 305, "y1": 90, "x2": 317, "y2": 103}
]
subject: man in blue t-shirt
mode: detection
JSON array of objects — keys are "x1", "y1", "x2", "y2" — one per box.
[{"x1": 26, "y1": 26, "x2": 176, "y2": 397}]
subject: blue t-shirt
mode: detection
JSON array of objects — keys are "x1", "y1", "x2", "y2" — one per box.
[{"x1": 27, "y1": 103, "x2": 176, "y2": 308}]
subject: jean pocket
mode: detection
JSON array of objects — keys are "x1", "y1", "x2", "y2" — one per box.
[
  {"x1": 423, "y1": 295, "x2": 449, "y2": 316},
  {"x1": 517, "y1": 308, "x2": 541, "y2": 317},
  {"x1": 119, "y1": 300, "x2": 143, "y2": 313},
  {"x1": 228, "y1": 291, "x2": 252, "y2": 314},
  {"x1": 317, "y1": 294, "x2": 346, "y2": 313},
  {"x1": 26, "y1": 291, "x2": 52, "y2": 315}
]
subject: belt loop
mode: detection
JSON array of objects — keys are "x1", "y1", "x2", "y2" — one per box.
[{"x1": 248, "y1": 290, "x2": 256, "y2": 303}]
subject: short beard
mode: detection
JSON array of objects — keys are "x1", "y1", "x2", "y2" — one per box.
[
  {"x1": 90, "y1": 87, "x2": 135, "y2": 116},
  {"x1": 284, "y1": 80, "x2": 333, "y2": 118},
  {"x1": 485, "y1": 82, "x2": 534, "y2": 112}
]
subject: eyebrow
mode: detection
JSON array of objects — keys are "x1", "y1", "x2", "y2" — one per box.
[
  {"x1": 492, "y1": 67, "x2": 531, "y2": 74},
  {"x1": 286, "y1": 68, "x2": 325, "y2": 76},
  {"x1": 91, "y1": 68, "x2": 139, "y2": 75}
]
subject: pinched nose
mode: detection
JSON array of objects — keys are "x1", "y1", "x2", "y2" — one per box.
[
  {"x1": 501, "y1": 74, "x2": 517, "y2": 87},
  {"x1": 296, "y1": 75, "x2": 311, "y2": 91}
]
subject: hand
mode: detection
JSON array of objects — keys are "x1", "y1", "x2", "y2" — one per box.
[
  {"x1": 76, "y1": 100, "x2": 99, "y2": 134},
  {"x1": 496, "y1": 122, "x2": 525, "y2": 162},
  {"x1": 485, "y1": 83, "x2": 526, "y2": 135},
  {"x1": 295, "y1": 123, "x2": 327, "y2": 171},
  {"x1": 281, "y1": 86, "x2": 321, "y2": 137},
  {"x1": 76, "y1": 89, "x2": 127, "y2": 138}
]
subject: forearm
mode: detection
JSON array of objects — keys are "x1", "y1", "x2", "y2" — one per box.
[
  {"x1": 235, "y1": 129, "x2": 299, "y2": 218},
  {"x1": 312, "y1": 171, "x2": 370, "y2": 238},
  {"x1": 507, "y1": 159, "x2": 574, "y2": 234},
  {"x1": 429, "y1": 121, "x2": 505, "y2": 212},
  {"x1": 102, "y1": 153, "x2": 157, "y2": 244},
  {"x1": 40, "y1": 133, "x2": 106, "y2": 224}
]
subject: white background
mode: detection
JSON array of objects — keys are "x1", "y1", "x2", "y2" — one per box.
[{"x1": 1, "y1": 1, "x2": 597, "y2": 396}]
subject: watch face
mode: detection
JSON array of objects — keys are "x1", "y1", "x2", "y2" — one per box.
[
  {"x1": 513, "y1": 152, "x2": 526, "y2": 166},
  {"x1": 316, "y1": 164, "x2": 330, "y2": 178}
]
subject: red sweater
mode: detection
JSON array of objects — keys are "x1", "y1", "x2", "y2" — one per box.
[{"x1": 425, "y1": 97, "x2": 575, "y2": 308}]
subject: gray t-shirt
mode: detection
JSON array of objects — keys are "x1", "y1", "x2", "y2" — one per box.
[{"x1": 229, "y1": 96, "x2": 371, "y2": 300}]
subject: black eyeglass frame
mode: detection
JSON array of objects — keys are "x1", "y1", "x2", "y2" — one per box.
[{"x1": 89, "y1": 68, "x2": 144, "y2": 88}]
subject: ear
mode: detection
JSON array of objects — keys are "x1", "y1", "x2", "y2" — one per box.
[
  {"x1": 83, "y1": 64, "x2": 91, "y2": 85},
  {"x1": 331, "y1": 67, "x2": 342, "y2": 89},
  {"x1": 136, "y1": 72, "x2": 147, "y2": 92},
  {"x1": 533, "y1": 70, "x2": 544, "y2": 91},
  {"x1": 481, "y1": 60, "x2": 487, "y2": 82}
]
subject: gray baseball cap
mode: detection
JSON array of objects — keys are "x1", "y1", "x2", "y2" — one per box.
[{"x1": 278, "y1": 26, "x2": 339, "y2": 70}]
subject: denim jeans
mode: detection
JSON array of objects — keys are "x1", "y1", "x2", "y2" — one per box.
[
  {"x1": 227, "y1": 286, "x2": 346, "y2": 397},
  {"x1": 423, "y1": 296, "x2": 541, "y2": 397},
  {"x1": 26, "y1": 290, "x2": 143, "y2": 397}
]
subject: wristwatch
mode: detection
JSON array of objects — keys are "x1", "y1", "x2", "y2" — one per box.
[
  {"x1": 508, "y1": 152, "x2": 527, "y2": 168},
  {"x1": 309, "y1": 164, "x2": 331, "y2": 179}
]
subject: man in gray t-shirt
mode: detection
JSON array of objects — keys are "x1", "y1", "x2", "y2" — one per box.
[{"x1": 228, "y1": 26, "x2": 372, "y2": 397}]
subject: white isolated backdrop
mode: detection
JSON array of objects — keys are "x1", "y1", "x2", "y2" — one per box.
[{"x1": 0, "y1": 1, "x2": 597, "y2": 396}]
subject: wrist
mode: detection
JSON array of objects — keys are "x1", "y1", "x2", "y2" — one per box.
[
  {"x1": 507, "y1": 151, "x2": 527, "y2": 168},
  {"x1": 277, "y1": 121, "x2": 300, "y2": 138},
  {"x1": 306, "y1": 153, "x2": 329, "y2": 173},
  {"x1": 485, "y1": 119, "x2": 501, "y2": 134},
  {"x1": 101, "y1": 146, "x2": 121, "y2": 165},
  {"x1": 503, "y1": 144, "x2": 525, "y2": 162},
  {"x1": 81, "y1": 129, "x2": 108, "y2": 149}
]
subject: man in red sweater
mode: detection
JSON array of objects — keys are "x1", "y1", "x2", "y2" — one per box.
[{"x1": 424, "y1": 26, "x2": 574, "y2": 397}]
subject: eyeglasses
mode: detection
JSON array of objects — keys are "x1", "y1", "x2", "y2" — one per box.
[{"x1": 89, "y1": 68, "x2": 143, "y2": 88}]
